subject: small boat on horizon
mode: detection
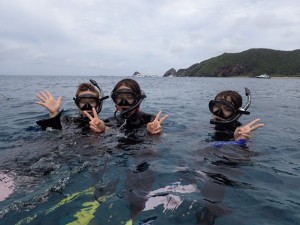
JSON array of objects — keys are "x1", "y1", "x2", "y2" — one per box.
[{"x1": 256, "y1": 74, "x2": 271, "y2": 79}]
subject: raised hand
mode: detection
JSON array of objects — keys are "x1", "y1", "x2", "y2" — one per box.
[
  {"x1": 83, "y1": 107, "x2": 107, "y2": 133},
  {"x1": 234, "y1": 118, "x2": 265, "y2": 141},
  {"x1": 147, "y1": 111, "x2": 169, "y2": 134},
  {"x1": 36, "y1": 90, "x2": 62, "y2": 118}
]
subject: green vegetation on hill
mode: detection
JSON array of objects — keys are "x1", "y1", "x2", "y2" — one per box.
[{"x1": 175, "y1": 48, "x2": 300, "y2": 77}]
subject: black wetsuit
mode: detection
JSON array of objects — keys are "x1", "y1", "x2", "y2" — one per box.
[
  {"x1": 213, "y1": 120, "x2": 242, "y2": 141},
  {"x1": 104, "y1": 110, "x2": 154, "y2": 130},
  {"x1": 36, "y1": 110, "x2": 155, "y2": 137},
  {"x1": 36, "y1": 111, "x2": 91, "y2": 134},
  {"x1": 104, "y1": 110, "x2": 155, "y2": 145}
]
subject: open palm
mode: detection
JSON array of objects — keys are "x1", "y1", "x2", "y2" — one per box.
[{"x1": 36, "y1": 90, "x2": 62, "y2": 118}]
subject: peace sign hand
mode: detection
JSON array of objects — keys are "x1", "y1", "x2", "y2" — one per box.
[
  {"x1": 147, "y1": 111, "x2": 169, "y2": 134},
  {"x1": 234, "y1": 118, "x2": 265, "y2": 141},
  {"x1": 83, "y1": 108, "x2": 107, "y2": 133},
  {"x1": 36, "y1": 90, "x2": 62, "y2": 118}
]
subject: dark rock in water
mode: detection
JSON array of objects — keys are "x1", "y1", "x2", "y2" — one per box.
[
  {"x1": 133, "y1": 71, "x2": 142, "y2": 76},
  {"x1": 163, "y1": 68, "x2": 176, "y2": 77}
]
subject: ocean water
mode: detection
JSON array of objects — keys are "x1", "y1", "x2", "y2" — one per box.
[{"x1": 0, "y1": 75, "x2": 300, "y2": 225}]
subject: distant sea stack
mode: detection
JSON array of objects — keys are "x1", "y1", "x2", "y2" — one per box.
[
  {"x1": 167, "y1": 48, "x2": 300, "y2": 77},
  {"x1": 163, "y1": 68, "x2": 176, "y2": 77},
  {"x1": 133, "y1": 71, "x2": 142, "y2": 76}
]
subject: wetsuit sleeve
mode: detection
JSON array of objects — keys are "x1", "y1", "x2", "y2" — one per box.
[
  {"x1": 142, "y1": 112, "x2": 155, "y2": 124},
  {"x1": 212, "y1": 139, "x2": 247, "y2": 148},
  {"x1": 103, "y1": 117, "x2": 116, "y2": 128},
  {"x1": 36, "y1": 111, "x2": 63, "y2": 130}
]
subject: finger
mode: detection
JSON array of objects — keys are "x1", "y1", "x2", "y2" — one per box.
[
  {"x1": 45, "y1": 90, "x2": 53, "y2": 99},
  {"x1": 155, "y1": 126, "x2": 162, "y2": 133},
  {"x1": 92, "y1": 107, "x2": 99, "y2": 119},
  {"x1": 154, "y1": 127, "x2": 162, "y2": 134},
  {"x1": 152, "y1": 124, "x2": 162, "y2": 132},
  {"x1": 35, "y1": 101, "x2": 46, "y2": 106},
  {"x1": 250, "y1": 123, "x2": 265, "y2": 131},
  {"x1": 83, "y1": 111, "x2": 94, "y2": 121},
  {"x1": 158, "y1": 114, "x2": 169, "y2": 124},
  {"x1": 90, "y1": 126, "x2": 100, "y2": 133},
  {"x1": 39, "y1": 91, "x2": 49, "y2": 99},
  {"x1": 247, "y1": 118, "x2": 261, "y2": 127},
  {"x1": 235, "y1": 127, "x2": 243, "y2": 133},
  {"x1": 154, "y1": 111, "x2": 162, "y2": 121},
  {"x1": 240, "y1": 133, "x2": 251, "y2": 139},
  {"x1": 149, "y1": 120, "x2": 158, "y2": 127},
  {"x1": 36, "y1": 93, "x2": 46, "y2": 101},
  {"x1": 147, "y1": 122, "x2": 158, "y2": 133},
  {"x1": 57, "y1": 96, "x2": 63, "y2": 105},
  {"x1": 90, "y1": 124, "x2": 105, "y2": 133}
]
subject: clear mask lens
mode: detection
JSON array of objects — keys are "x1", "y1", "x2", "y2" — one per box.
[
  {"x1": 209, "y1": 100, "x2": 236, "y2": 119},
  {"x1": 75, "y1": 94, "x2": 99, "y2": 110},
  {"x1": 112, "y1": 89, "x2": 137, "y2": 106},
  {"x1": 78, "y1": 99, "x2": 98, "y2": 108}
]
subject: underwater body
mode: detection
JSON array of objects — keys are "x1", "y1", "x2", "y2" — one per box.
[{"x1": 0, "y1": 75, "x2": 300, "y2": 225}]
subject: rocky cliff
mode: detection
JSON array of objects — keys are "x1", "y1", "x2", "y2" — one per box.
[{"x1": 166, "y1": 48, "x2": 300, "y2": 77}]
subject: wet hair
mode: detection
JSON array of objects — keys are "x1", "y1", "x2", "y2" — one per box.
[
  {"x1": 214, "y1": 90, "x2": 242, "y2": 109},
  {"x1": 76, "y1": 83, "x2": 100, "y2": 97},
  {"x1": 112, "y1": 78, "x2": 142, "y2": 95}
]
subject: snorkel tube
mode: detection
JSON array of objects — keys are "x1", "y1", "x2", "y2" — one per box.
[
  {"x1": 210, "y1": 87, "x2": 251, "y2": 125},
  {"x1": 89, "y1": 79, "x2": 109, "y2": 114}
]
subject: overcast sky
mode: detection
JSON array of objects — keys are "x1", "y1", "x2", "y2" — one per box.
[{"x1": 1, "y1": 0, "x2": 299, "y2": 76}]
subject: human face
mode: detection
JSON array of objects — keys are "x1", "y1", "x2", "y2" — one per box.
[
  {"x1": 112, "y1": 85, "x2": 138, "y2": 111},
  {"x1": 76, "y1": 90, "x2": 99, "y2": 115},
  {"x1": 209, "y1": 97, "x2": 236, "y2": 120}
]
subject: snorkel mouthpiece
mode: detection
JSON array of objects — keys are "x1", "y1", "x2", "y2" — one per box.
[{"x1": 210, "y1": 87, "x2": 251, "y2": 125}]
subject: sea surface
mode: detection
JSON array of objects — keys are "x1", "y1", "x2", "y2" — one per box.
[{"x1": 0, "y1": 75, "x2": 299, "y2": 225}]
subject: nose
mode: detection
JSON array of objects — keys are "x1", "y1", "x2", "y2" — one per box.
[{"x1": 214, "y1": 108, "x2": 225, "y2": 118}]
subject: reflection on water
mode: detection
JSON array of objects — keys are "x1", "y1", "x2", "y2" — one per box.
[
  {"x1": 0, "y1": 76, "x2": 300, "y2": 225},
  {"x1": 0, "y1": 173, "x2": 15, "y2": 202}
]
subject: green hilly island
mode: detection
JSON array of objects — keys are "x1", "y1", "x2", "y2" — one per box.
[{"x1": 165, "y1": 48, "x2": 300, "y2": 77}]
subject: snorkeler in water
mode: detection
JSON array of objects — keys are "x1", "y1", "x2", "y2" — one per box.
[
  {"x1": 209, "y1": 88, "x2": 264, "y2": 142},
  {"x1": 101, "y1": 78, "x2": 169, "y2": 223},
  {"x1": 35, "y1": 79, "x2": 108, "y2": 133},
  {"x1": 104, "y1": 78, "x2": 168, "y2": 135}
]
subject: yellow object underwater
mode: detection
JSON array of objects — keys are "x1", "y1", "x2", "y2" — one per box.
[
  {"x1": 67, "y1": 194, "x2": 114, "y2": 225},
  {"x1": 125, "y1": 219, "x2": 133, "y2": 225},
  {"x1": 16, "y1": 186, "x2": 114, "y2": 225}
]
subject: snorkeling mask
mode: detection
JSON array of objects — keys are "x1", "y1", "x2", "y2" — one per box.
[
  {"x1": 73, "y1": 79, "x2": 109, "y2": 114},
  {"x1": 210, "y1": 87, "x2": 251, "y2": 125},
  {"x1": 209, "y1": 99, "x2": 236, "y2": 119},
  {"x1": 111, "y1": 89, "x2": 139, "y2": 106},
  {"x1": 111, "y1": 88, "x2": 146, "y2": 118}
]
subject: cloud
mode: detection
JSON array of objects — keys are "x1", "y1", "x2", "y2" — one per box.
[{"x1": 0, "y1": 0, "x2": 299, "y2": 76}]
